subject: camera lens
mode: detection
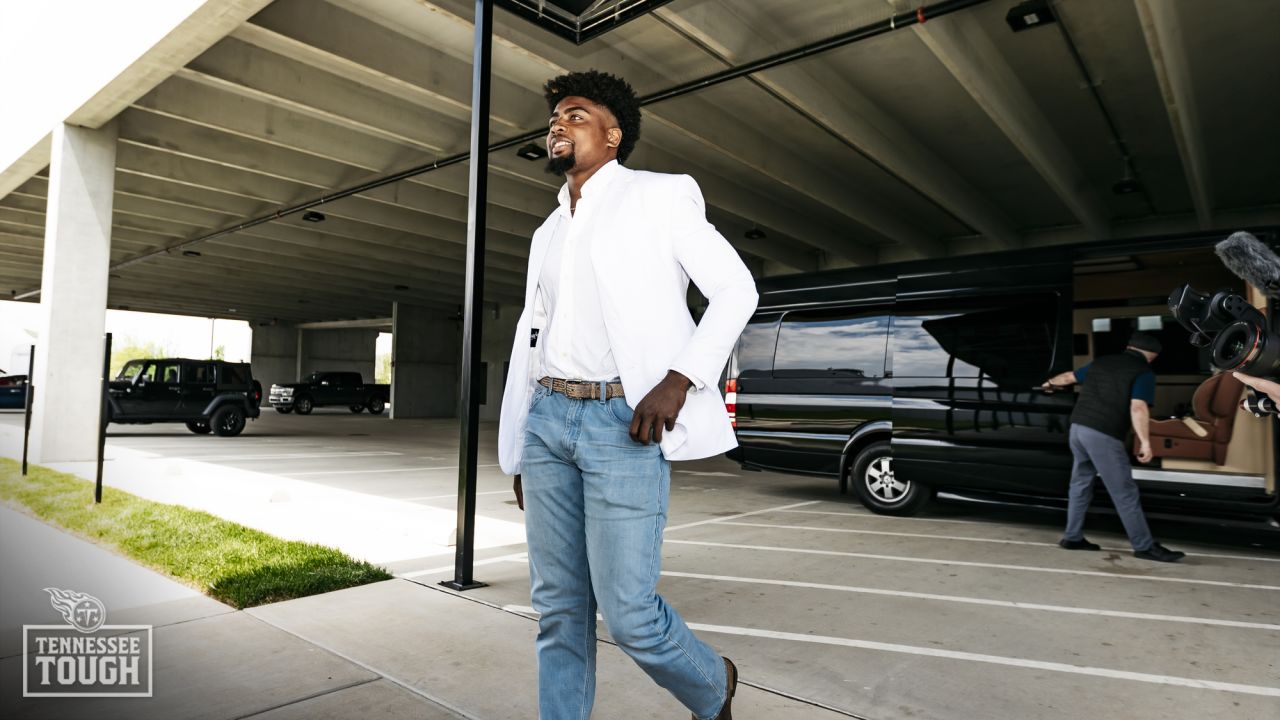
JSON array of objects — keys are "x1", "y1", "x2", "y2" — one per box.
[{"x1": 1212, "y1": 321, "x2": 1280, "y2": 375}]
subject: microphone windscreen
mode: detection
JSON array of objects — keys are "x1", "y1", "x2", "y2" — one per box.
[{"x1": 1215, "y1": 232, "x2": 1280, "y2": 297}]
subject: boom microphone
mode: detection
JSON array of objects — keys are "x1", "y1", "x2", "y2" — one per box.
[{"x1": 1215, "y1": 231, "x2": 1280, "y2": 297}]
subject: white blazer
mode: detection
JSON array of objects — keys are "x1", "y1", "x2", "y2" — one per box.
[{"x1": 498, "y1": 164, "x2": 758, "y2": 475}]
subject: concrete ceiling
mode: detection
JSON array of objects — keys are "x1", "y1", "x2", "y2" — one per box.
[{"x1": 1, "y1": 0, "x2": 1277, "y2": 324}]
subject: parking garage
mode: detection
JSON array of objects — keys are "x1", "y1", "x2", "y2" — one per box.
[{"x1": 2, "y1": 1, "x2": 1280, "y2": 719}]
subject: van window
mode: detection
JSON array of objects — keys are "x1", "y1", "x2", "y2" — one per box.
[
  {"x1": 893, "y1": 294, "x2": 1058, "y2": 385},
  {"x1": 734, "y1": 315, "x2": 781, "y2": 379},
  {"x1": 774, "y1": 308, "x2": 890, "y2": 378}
]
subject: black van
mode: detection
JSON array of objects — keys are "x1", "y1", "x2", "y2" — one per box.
[{"x1": 725, "y1": 233, "x2": 1280, "y2": 523}]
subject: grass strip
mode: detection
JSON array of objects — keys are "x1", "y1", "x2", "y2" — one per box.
[{"x1": 0, "y1": 457, "x2": 392, "y2": 609}]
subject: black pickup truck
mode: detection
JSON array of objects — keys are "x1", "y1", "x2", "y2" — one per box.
[
  {"x1": 108, "y1": 359, "x2": 262, "y2": 436},
  {"x1": 269, "y1": 371, "x2": 390, "y2": 415}
]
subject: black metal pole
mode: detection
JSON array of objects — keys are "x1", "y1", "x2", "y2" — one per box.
[
  {"x1": 96, "y1": 333, "x2": 112, "y2": 504},
  {"x1": 442, "y1": 0, "x2": 492, "y2": 592},
  {"x1": 21, "y1": 344, "x2": 34, "y2": 475}
]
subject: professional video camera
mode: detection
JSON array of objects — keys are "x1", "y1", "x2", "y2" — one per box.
[{"x1": 1169, "y1": 231, "x2": 1280, "y2": 415}]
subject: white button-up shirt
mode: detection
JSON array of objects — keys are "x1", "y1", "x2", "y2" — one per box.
[{"x1": 537, "y1": 160, "x2": 621, "y2": 382}]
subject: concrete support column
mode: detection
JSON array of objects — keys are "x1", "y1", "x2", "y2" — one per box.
[
  {"x1": 299, "y1": 328, "x2": 377, "y2": 380},
  {"x1": 30, "y1": 122, "x2": 118, "y2": 463},
  {"x1": 391, "y1": 302, "x2": 459, "y2": 419},
  {"x1": 249, "y1": 322, "x2": 299, "y2": 391}
]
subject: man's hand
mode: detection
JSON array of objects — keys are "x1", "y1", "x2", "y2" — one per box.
[
  {"x1": 1135, "y1": 440, "x2": 1153, "y2": 464},
  {"x1": 513, "y1": 474, "x2": 523, "y2": 511},
  {"x1": 630, "y1": 370, "x2": 692, "y2": 444},
  {"x1": 1233, "y1": 371, "x2": 1280, "y2": 401}
]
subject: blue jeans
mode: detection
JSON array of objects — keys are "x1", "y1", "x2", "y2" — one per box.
[
  {"x1": 1064, "y1": 423, "x2": 1155, "y2": 552},
  {"x1": 522, "y1": 383, "x2": 727, "y2": 720}
]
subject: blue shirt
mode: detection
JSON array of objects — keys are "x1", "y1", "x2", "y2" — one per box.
[{"x1": 1074, "y1": 364, "x2": 1156, "y2": 406}]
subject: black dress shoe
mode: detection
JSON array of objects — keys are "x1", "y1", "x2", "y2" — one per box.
[
  {"x1": 696, "y1": 657, "x2": 737, "y2": 720},
  {"x1": 1134, "y1": 543, "x2": 1185, "y2": 563},
  {"x1": 1058, "y1": 537, "x2": 1101, "y2": 551}
]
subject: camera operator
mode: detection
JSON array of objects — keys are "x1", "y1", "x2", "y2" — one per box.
[{"x1": 1040, "y1": 332, "x2": 1185, "y2": 562}]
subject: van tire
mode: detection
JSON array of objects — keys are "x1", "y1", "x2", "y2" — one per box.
[
  {"x1": 294, "y1": 396, "x2": 313, "y2": 415},
  {"x1": 211, "y1": 405, "x2": 247, "y2": 437},
  {"x1": 367, "y1": 397, "x2": 385, "y2": 415},
  {"x1": 850, "y1": 441, "x2": 932, "y2": 516}
]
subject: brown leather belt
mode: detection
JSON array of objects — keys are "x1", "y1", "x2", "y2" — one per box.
[{"x1": 539, "y1": 376, "x2": 625, "y2": 400}]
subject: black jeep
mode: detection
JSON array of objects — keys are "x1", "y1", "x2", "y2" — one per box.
[{"x1": 108, "y1": 359, "x2": 262, "y2": 436}]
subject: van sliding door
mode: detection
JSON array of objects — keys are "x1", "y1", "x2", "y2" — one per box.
[{"x1": 891, "y1": 257, "x2": 1075, "y2": 495}]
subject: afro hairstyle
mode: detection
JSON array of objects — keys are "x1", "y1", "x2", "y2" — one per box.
[{"x1": 543, "y1": 70, "x2": 642, "y2": 165}]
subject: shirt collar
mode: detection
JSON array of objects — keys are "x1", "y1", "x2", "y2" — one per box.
[{"x1": 556, "y1": 160, "x2": 621, "y2": 215}]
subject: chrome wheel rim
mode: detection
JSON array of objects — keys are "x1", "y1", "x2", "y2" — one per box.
[{"x1": 863, "y1": 456, "x2": 908, "y2": 504}]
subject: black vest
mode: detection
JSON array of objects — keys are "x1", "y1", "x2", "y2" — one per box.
[{"x1": 1069, "y1": 350, "x2": 1152, "y2": 440}]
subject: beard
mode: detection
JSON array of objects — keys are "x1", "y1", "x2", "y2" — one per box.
[{"x1": 545, "y1": 153, "x2": 576, "y2": 176}]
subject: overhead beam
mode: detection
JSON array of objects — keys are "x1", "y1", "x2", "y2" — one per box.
[
  {"x1": 909, "y1": 8, "x2": 1110, "y2": 239},
  {"x1": 656, "y1": 2, "x2": 1018, "y2": 250},
  {"x1": 1133, "y1": 0, "x2": 1211, "y2": 229}
]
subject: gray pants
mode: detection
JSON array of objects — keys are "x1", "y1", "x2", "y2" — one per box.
[{"x1": 1065, "y1": 423, "x2": 1154, "y2": 552}]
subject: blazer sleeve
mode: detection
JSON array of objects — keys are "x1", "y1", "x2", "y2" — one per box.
[{"x1": 666, "y1": 174, "x2": 759, "y2": 392}]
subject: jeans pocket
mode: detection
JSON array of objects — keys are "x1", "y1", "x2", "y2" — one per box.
[
  {"x1": 528, "y1": 384, "x2": 550, "y2": 413},
  {"x1": 606, "y1": 397, "x2": 634, "y2": 426}
]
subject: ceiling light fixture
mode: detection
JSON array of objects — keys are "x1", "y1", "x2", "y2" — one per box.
[
  {"x1": 1112, "y1": 158, "x2": 1143, "y2": 195},
  {"x1": 1005, "y1": 0, "x2": 1055, "y2": 32},
  {"x1": 517, "y1": 143, "x2": 547, "y2": 161},
  {"x1": 182, "y1": 250, "x2": 202, "y2": 257},
  {"x1": 302, "y1": 211, "x2": 326, "y2": 223},
  {"x1": 394, "y1": 284, "x2": 410, "y2": 291},
  {"x1": 744, "y1": 226, "x2": 766, "y2": 240}
]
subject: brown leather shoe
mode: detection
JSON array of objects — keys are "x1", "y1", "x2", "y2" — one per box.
[{"x1": 694, "y1": 657, "x2": 737, "y2": 720}]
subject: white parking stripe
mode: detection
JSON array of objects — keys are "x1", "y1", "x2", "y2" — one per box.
[
  {"x1": 665, "y1": 539, "x2": 1280, "y2": 591},
  {"x1": 663, "y1": 501, "x2": 821, "y2": 532},
  {"x1": 284, "y1": 463, "x2": 500, "y2": 476},
  {"x1": 398, "y1": 552, "x2": 528, "y2": 579},
  {"x1": 715, "y1": 521, "x2": 1280, "y2": 563},
  {"x1": 661, "y1": 570, "x2": 1280, "y2": 631},
  {"x1": 775, "y1": 509, "x2": 1280, "y2": 563},
  {"x1": 176, "y1": 450, "x2": 402, "y2": 462},
  {"x1": 397, "y1": 490, "x2": 511, "y2": 501},
  {"x1": 687, "y1": 623, "x2": 1280, "y2": 698}
]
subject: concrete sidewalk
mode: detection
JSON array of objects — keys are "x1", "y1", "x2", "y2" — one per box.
[{"x1": 0, "y1": 504, "x2": 841, "y2": 719}]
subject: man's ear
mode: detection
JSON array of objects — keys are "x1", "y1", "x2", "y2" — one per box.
[{"x1": 607, "y1": 128, "x2": 622, "y2": 148}]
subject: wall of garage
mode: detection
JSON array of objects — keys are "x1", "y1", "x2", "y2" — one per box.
[
  {"x1": 249, "y1": 324, "x2": 298, "y2": 392},
  {"x1": 301, "y1": 328, "x2": 378, "y2": 381},
  {"x1": 391, "y1": 303, "x2": 459, "y2": 418},
  {"x1": 479, "y1": 303, "x2": 521, "y2": 422}
]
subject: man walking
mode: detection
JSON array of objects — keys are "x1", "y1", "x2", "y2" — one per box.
[
  {"x1": 1041, "y1": 332, "x2": 1184, "y2": 562},
  {"x1": 498, "y1": 70, "x2": 757, "y2": 719}
]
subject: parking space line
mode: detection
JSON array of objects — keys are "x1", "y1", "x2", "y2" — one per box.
[
  {"x1": 396, "y1": 490, "x2": 511, "y2": 501},
  {"x1": 663, "y1": 501, "x2": 821, "y2": 533},
  {"x1": 773, "y1": 510, "x2": 1280, "y2": 563},
  {"x1": 713, "y1": 521, "x2": 1280, "y2": 563},
  {"x1": 398, "y1": 552, "x2": 529, "y2": 579},
  {"x1": 661, "y1": 571, "x2": 1280, "y2": 631},
  {"x1": 687, "y1": 623, "x2": 1280, "y2": 697},
  {"x1": 171, "y1": 450, "x2": 403, "y2": 462},
  {"x1": 284, "y1": 463, "x2": 500, "y2": 476},
  {"x1": 665, "y1": 540, "x2": 1280, "y2": 591}
]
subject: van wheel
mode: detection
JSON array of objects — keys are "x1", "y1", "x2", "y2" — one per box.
[
  {"x1": 367, "y1": 397, "x2": 385, "y2": 415},
  {"x1": 294, "y1": 396, "x2": 313, "y2": 415},
  {"x1": 186, "y1": 421, "x2": 211, "y2": 435},
  {"x1": 211, "y1": 406, "x2": 246, "y2": 437},
  {"x1": 850, "y1": 441, "x2": 931, "y2": 516},
  {"x1": 349, "y1": 404, "x2": 364, "y2": 413}
]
